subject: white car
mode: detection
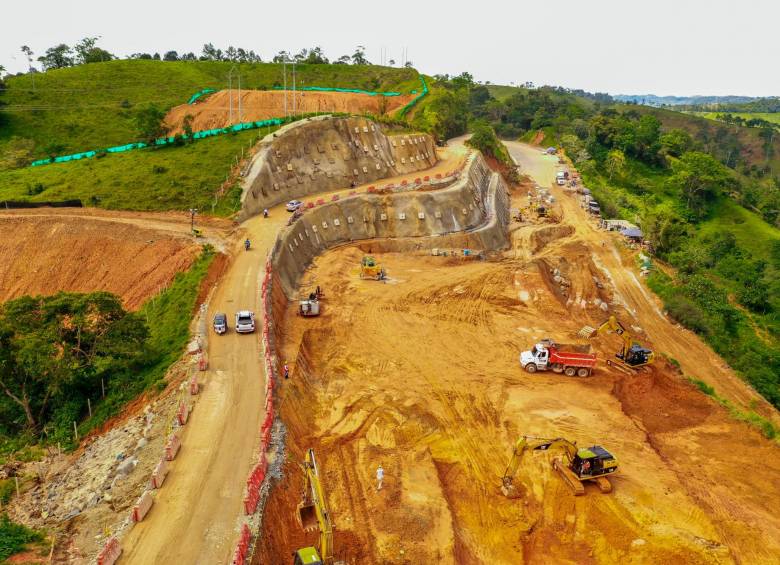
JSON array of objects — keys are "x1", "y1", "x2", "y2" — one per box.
[
  {"x1": 235, "y1": 310, "x2": 256, "y2": 333},
  {"x1": 286, "y1": 200, "x2": 303, "y2": 212}
]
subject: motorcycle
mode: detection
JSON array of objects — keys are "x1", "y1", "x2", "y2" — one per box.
[{"x1": 244, "y1": 239, "x2": 251, "y2": 251}]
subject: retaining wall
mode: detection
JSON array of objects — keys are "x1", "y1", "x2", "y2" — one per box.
[
  {"x1": 271, "y1": 152, "x2": 511, "y2": 298},
  {"x1": 239, "y1": 116, "x2": 436, "y2": 220}
]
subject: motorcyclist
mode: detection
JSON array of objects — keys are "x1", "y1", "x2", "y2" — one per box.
[
  {"x1": 244, "y1": 239, "x2": 251, "y2": 251},
  {"x1": 263, "y1": 208, "x2": 269, "y2": 218}
]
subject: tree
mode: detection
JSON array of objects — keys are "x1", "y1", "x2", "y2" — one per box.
[
  {"x1": 134, "y1": 105, "x2": 167, "y2": 142},
  {"x1": 404, "y1": 60, "x2": 414, "y2": 68},
  {"x1": 201, "y1": 43, "x2": 223, "y2": 61},
  {"x1": 605, "y1": 149, "x2": 626, "y2": 179},
  {"x1": 334, "y1": 55, "x2": 351, "y2": 65},
  {"x1": 668, "y1": 151, "x2": 732, "y2": 218},
  {"x1": 297, "y1": 46, "x2": 328, "y2": 64},
  {"x1": 164, "y1": 51, "x2": 179, "y2": 61},
  {"x1": 182, "y1": 114, "x2": 195, "y2": 139},
  {"x1": 180, "y1": 52, "x2": 197, "y2": 61},
  {"x1": 388, "y1": 58, "x2": 395, "y2": 66},
  {"x1": 37, "y1": 44, "x2": 74, "y2": 70},
  {"x1": 0, "y1": 292, "x2": 147, "y2": 431},
  {"x1": 74, "y1": 36, "x2": 113, "y2": 64},
  {"x1": 659, "y1": 129, "x2": 693, "y2": 158},
  {"x1": 351, "y1": 45, "x2": 369, "y2": 65}
]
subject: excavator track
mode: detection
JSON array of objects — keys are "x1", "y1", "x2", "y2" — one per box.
[
  {"x1": 593, "y1": 476, "x2": 612, "y2": 493},
  {"x1": 552, "y1": 457, "x2": 585, "y2": 496}
]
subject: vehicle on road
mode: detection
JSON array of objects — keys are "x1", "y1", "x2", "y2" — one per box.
[
  {"x1": 235, "y1": 310, "x2": 256, "y2": 333},
  {"x1": 286, "y1": 200, "x2": 303, "y2": 212},
  {"x1": 213, "y1": 312, "x2": 228, "y2": 335},
  {"x1": 520, "y1": 339, "x2": 596, "y2": 377},
  {"x1": 556, "y1": 171, "x2": 566, "y2": 186},
  {"x1": 502, "y1": 436, "x2": 618, "y2": 497},
  {"x1": 244, "y1": 239, "x2": 251, "y2": 251}
]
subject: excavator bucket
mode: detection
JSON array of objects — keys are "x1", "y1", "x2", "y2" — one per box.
[
  {"x1": 578, "y1": 325, "x2": 597, "y2": 339},
  {"x1": 297, "y1": 502, "x2": 318, "y2": 532}
]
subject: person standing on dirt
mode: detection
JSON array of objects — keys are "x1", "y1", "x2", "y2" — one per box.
[
  {"x1": 376, "y1": 464, "x2": 384, "y2": 491},
  {"x1": 283, "y1": 361, "x2": 290, "y2": 379}
]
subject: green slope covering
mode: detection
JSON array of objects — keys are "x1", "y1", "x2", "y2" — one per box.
[
  {"x1": 0, "y1": 128, "x2": 269, "y2": 215},
  {"x1": 0, "y1": 60, "x2": 419, "y2": 158}
]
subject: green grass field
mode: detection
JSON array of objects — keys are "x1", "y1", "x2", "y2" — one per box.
[
  {"x1": 699, "y1": 199, "x2": 780, "y2": 261},
  {"x1": 0, "y1": 128, "x2": 273, "y2": 214},
  {"x1": 0, "y1": 60, "x2": 419, "y2": 158},
  {"x1": 691, "y1": 111, "x2": 780, "y2": 125}
]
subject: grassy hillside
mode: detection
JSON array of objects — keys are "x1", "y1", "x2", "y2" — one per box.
[
  {"x1": 0, "y1": 60, "x2": 419, "y2": 158},
  {"x1": 0, "y1": 128, "x2": 268, "y2": 215},
  {"x1": 691, "y1": 111, "x2": 780, "y2": 126}
]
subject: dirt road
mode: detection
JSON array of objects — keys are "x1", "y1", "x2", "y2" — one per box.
[
  {"x1": 119, "y1": 210, "x2": 285, "y2": 564},
  {"x1": 506, "y1": 141, "x2": 778, "y2": 424}
]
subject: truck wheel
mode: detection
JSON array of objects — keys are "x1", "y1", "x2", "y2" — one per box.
[
  {"x1": 577, "y1": 368, "x2": 590, "y2": 377},
  {"x1": 525, "y1": 364, "x2": 537, "y2": 374},
  {"x1": 564, "y1": 366, "x2": 577, "y2": 377}
]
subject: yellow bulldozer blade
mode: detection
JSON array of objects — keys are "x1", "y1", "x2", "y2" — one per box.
[
  {"x1": 552, "y1": 457, "x2": 585, "y2": 496},
  {"x1": 297, "y1": 502, "x2": 318, "y2": 532}
]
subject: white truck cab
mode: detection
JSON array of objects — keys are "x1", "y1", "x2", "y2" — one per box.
[
  {"x1": 520, "y1": 343, "x2": 550, "y2": 370},
  {"x1": 556, "y1": 172, "x2": 566, "y2": 186}
]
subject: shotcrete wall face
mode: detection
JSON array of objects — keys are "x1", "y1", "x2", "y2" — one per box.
[
  {"x1": 240, "y1": 116, "x2": 437, "y2": 220},
  {"x1": 272, "y1": 153, "x2": 512, "y2": 298}
]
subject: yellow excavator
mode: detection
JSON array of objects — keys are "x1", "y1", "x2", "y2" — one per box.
[
  {"x1": 592, "y1": 315, "x2": 654, "y2": 372},
  {"x1": 501, "y1": 436, "x2": 618, "y2": 497},
  {"x1": 294, "y1": 449, "x2": 344, "y2": 565},
  {"x1": 359, "y1": 256, "x2": 386, "y2": 281}
]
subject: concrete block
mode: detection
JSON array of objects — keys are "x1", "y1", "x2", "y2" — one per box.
[
  {"x1": 289, "y1": 243, "x2": 294, "y2": 251},
  {"x1": 286, "y1": 163, "x2": 293, "y2": 171},
  {"x1": 392, "y1": 140, "x2": 397, "y2": 147},
  {"x1": 328, "y1": 157, "x2": 335, "y2": 164},
  {"x1": 317, "y1": 145, "x2": 324, "y2": 153},
  {"x1": 322, "y1": 221, "x2": 328, "y2": 229},
  {"x1": 362, "y1": 166, "x2": 368, "y2": 173},
  {"x1": 370, "y1": 125, "x2": 375, "y2": 131},
  {"x1": 354, "y1": 127, "x2": 360, "y2": 133},
  {"x1": 401, "y1": 140, "x2": 406, "y2": 146},
  {"x1": 418, "y1": 212, "x2": 425, "y2": 219},
  {"x1": 399, "y1": 212, "x2": 406, "y2": 220},
  {"x1": 326, "y1": 171, "x2": 333, "y2": 178},
  {"x1": 332, "y1": 143, "x2": 339, "y2": 150},
  {"x1": 347, "y1": 216, "x2": 354, "y2": 224},
  {"x1": 435, "y1": 211, "x2": 442, "y2": 218},
  {"x1": 363, "y1": 216, "x2": 369, "y2": 223},
  {"x1": 312, "y1": 225, "x2": 318, "y2": 233},
  {"x1": 376, "y1": 163, "x2": 381, "y2": 170},
  {"x1": 273, "y1": 183, "x2": 279, "y2": 191},
  {"x1": 362, "y1": 126, "x2": 369, "y2": 133},
  {"x1": 380, "y1": 213, "x2": 388, "y2": 221},
  {"x1": 334, "y1": 218, "x2": 341, "y2": 226},
  {"x1": 462, "y1": 208, "x2": 468, "y2": 215},
  {"x1": 401, "y1": 158, "x2": 406, "y2": 164},
  {"x1": 299, "y1": 233, "x2": 304, "y2": 240},
  {"x1": 373, "y1": 144, "x2": 379, "y2": 151},
  {"x1": 353, "y1": 169, "x2": 359, "y2": 176}
]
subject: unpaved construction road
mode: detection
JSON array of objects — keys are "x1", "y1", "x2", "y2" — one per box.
[{"x1": 254, "y1": 143, "x2": 780, "y2": 564}]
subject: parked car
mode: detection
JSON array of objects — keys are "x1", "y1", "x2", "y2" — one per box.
[
  {"x1": 235, "y1": 310, "x2": 256, "y2": 333},
  {"x1": 213, "y1": 312, "x2": 228, "y2": 335},
  {"x1": 286, "y1": 200, "x2": 303, "y2": 212}
]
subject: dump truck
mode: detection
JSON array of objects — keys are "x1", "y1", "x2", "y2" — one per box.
[
  {"x1": 520, "y1": 339, "x2": 596, "y2": 377},
  {"x1": 556, "y1": 171, "x2": 566, "y2": 186}
]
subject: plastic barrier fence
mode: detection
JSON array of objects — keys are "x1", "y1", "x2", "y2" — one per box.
[
  {"x1": 29, "y1": 118, "x2": 284, "y2": 167},
  {"x1": 272, "y1": 85, "x2": 401, "y2": 97},
  {"x1": 188, "y1": 88, "x2": 217, "y2": 104},
  {"x1": 97, "y1": 537, "x2": 122, "y2": 565},
  {"x1": 399, "y1": 75, "x2": 429, "y2": 117},
  {"x1": 131, "y1": 491, "x2": 154, "y2": 522}
]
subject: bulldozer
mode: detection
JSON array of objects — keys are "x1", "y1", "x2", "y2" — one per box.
[
  {"x1": 588, "y1": 315, "x2": 654, "y2": 373},
  {"x1": 295, "y1": 449, "x2": 345, "y2": 565},
  {"x1": 501, "y1": 436, "x2": 618, "y2": 497},
  {"x1": 359, "y1": 255, "x2": 386, "y2": 281}
]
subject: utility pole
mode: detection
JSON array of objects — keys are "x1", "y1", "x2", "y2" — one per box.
[
  {"x1": 238, "y1": 73, "x2": 242, "y2": 123},
  {"x1": 228, "y1": 65, "x2": 238, "y2": 125},
  {"x1": 283, "y1": 60, "x2": 287, "y2": 118},
  {"x1": 292, "y1": 61, "x2": 297, "y2": 116}
]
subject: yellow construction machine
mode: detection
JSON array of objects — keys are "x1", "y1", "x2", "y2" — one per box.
[
  {"x1": 359, "y1": 255, "x2": 386, "y2": 281},
  {"x1": 592, "y1": 315, "x2": 654, "y2": 373},
  {"x1": 294, "y1": 449, "x2": 343, "y2": 565},
  {"x1": 501, "y1": 436, "x2": 618, "y2": 497}
]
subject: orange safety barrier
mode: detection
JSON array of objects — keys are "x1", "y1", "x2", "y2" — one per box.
[
  {"x1": 424, "y1": 175, "x2": 430, "y2": 181},
  {"x1": 189, "y1": 375, "x2": 200, "y2": 395},
  {"x1": 415, "y1": 178, "x2": 421, "y2": 183},
  {"x1": 177, "y1": 402, "x2": 190, "y2": 426},
  {"x1": 131, "y1": 491, "x2": 153, "y2": 522},
  {"x1": 332, "y1": 194, "x2": 340, "y2": 201},
  {"x1": 436, "y1": 173, "x2": 442, "y2": 179},
  {"x1": 306, "y1": 202, "x2": 314, "y2": 209},
  {"x1": 198, "y1": 354, "x2": 208, "y2": 371},
  {"x1": 316, "y1": 198, "x2": 325, "y2": 205},
  {"x1": 349, "y1": 190, "x2": 357, "y2": 196},
  {"x1": 165, "y1": 432, "x2": 182, "y2": 461},
  {"x1": 401, "y1": 180, "x2": 408, "y2": 186},
  {"x1": 150, "y1": 458, "x2": 169, "y2": 489},
  {"x1": 232, "y1": 524, "x2": 252, "y2": 564},
  {"x1": 97, "y1": 537, "x2": 122, "y2": 565}
]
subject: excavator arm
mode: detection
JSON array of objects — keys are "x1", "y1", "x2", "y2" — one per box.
[
  {"x1": 297, "y1": 449, "x2": 334, "y2": 564},
  {"x1": 501, "y1": 436, "x2": 578, "y2": 497},
  {"x1": 594, "y1": 315, "x2": 654, "y2": 369}
]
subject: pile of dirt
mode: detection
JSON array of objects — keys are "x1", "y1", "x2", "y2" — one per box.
[
  {"x1": 165, "y1": 90, "x2": 415, "y2": 135},
  {"x1": 0, "y1": 211, "x2": 207, "y2": 309}
]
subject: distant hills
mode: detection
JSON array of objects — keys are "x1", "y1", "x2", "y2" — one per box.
[{"x1": 613, "y1": 94, "x2": 761, "y2": 107}]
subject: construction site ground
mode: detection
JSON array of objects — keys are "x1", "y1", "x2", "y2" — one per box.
[
  {"x1": 255, "y1": 142, "x2": 780, "y2": 564},
  {"x1": 165, "y1": 90, "x2": 415, "y2": 135}
]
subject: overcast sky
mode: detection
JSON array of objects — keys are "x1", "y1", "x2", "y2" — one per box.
[{"x1": 2, "y1": 0, "x2": 777, "y2": 97}]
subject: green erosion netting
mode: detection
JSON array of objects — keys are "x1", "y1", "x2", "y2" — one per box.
[
  {"x1": 187, "y1": 88, "x2": 217, "y2": 104},
  {"x1": 271, "y1": 85, "x2": 401, "y2": 96},
  {"x1": 398, "y1": 76, "x2": 429, "y2": 116},
  {"x1": 30, "y1": 118, "x2": 284, "y2": 167}
]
